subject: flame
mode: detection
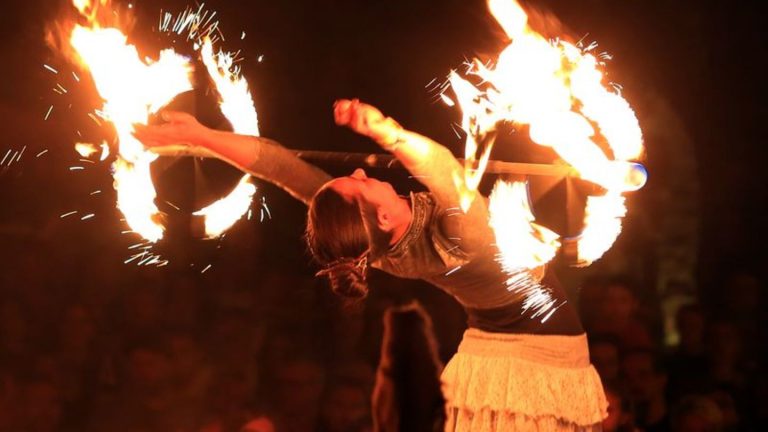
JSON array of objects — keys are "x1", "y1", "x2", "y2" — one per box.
[
  {"x1": 69, "y1": 19, "x2": 193, "y2": 242},
  {"x1": 200, "y1": 38, "x2": 259, "y2": 136},
  {"x1": 577, "y1": 192, "x2": 626, "y2": 265},
  {"x1": 63, "y1": 1, "x2": 260, "y2": 242},
  {"x1": 448, "y1": 0, "x2": 646, "y2": 267},
  {"x1": 74, "y1": 140, "x2": 110, "y2": 160},
  {"x1": 488, "y1": 181, "x2": 560, "y2": 269},
  {"x1": 193, "y1": 175, "x2": 256, "y2": 238},
  {"x1": 74, "y1": 142, "x2": 99, "y2": 157},
  {"x1": 198, "y1": 37, "x2": 260, "y2": 235}
]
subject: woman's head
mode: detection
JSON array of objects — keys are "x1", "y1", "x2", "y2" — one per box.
[
  {"x1": 307, "y1": 169, "x2": 410, "y2": 300},
  {"x1": 306, "y1": 175, "x2": 370, "y2": 300}
]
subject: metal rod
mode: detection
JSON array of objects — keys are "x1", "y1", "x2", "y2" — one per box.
[{"x1": 291, "y1": 150, "x2": 580, "y2": 178}]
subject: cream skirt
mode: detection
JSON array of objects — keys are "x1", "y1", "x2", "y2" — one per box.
[{"x1": 442, "y1": 329, "x2": 607, "y2": 432}]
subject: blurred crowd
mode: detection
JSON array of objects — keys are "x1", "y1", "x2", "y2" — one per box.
[
  {"x1": 0, "y1": 244, "x2": 765, "y2": 432},
  {"x1": 582, "y1": 272, "x2": 768, "y2": 431}
]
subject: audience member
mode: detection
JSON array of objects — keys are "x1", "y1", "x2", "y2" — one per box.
[{"x1": 621, "y1": 348, "x2": 670, "y2": 431}]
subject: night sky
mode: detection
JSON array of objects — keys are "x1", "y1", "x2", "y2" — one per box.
[{"x1": 1, "y1": 0, "x2": 766, "y2": 300}]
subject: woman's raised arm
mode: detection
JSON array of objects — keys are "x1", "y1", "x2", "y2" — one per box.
[
  {"x1": 134, "y1": 111, "x2": 332, "y2": 205},
  {"x1": 333, "y1": 99, "x2": 493, "y2": 251}
]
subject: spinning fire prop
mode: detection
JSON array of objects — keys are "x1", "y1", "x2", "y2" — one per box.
[
  {"x1": 56, "y1": 0, "x2": 258, "y2": 243},
  {"x1": 444, "y1": 0, "x2": 647, "y2": 269}
]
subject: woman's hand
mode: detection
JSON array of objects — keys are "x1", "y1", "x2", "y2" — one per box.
[
  {"x1": 133, "y1": 111, "x2": 219, "y2": 158},
  {"x1": 333, "y1": 99, "x2": 403, "y2": 150}
]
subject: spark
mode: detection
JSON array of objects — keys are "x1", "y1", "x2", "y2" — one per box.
[
  {"x1": 241, "y1": 31, "x2": 245, "y2": 40},
  {"x1": 60, "y1": 211, "x2": 78, "y2": 218},
  {"x1": 201, "y1": 264, "x2": 212, "y2": 273},
  {"x1": 16, "y1": 146, "x2": 26, "y2": 162},
  {"x1": 56, "y1": 83, "x2": 68, "y2": 93},
  {"x1": 69, "y1": 166, "x2": 84, "y2": 171},
  {"x1": 440, "y1": 93, "x2": 455, "y2": 106},
  {"x1": 72, "y1": 71, "x2": 80, "y2": 82},
  {"x1": 44, "y1": 64, "x2": 58, "y2": 74},
  {"x1": 0, "y1": 149, "x2": 11, "y2": 165},
  {"x1": 424, "y1": 77, "x2": 437, "y2": 88},
  {"x1": 5, "y1": 151, "x2": 18, "y2": 166},
  {"x1": 261, "y1": 197, "x2": 271, "y2": 219},
  {"x1": 90, "y1": 190, "x2": 101, "y2": 195},
  {"x1": 44, "y1": 105, "x2": 53, "y2": 120},
  {"x1": 445, "y1": 266, "x2": 463, "y2": 276},
  {"x1": 36, "y1": 149, "x2": 49, "y2": 158},
  {"x1": 81, "y1": 213, "x2": 95, "y2": 220},
  {"x1": 257, "y1": 55, "x2": 264, "y2": 62},
  {"x1": 124, "y1": 252, "x2": 146, "y2": 264},
  {"x1": 449, "y1": 123, "x2": 463, "y2": 140},
  {"x1": 164, "y1": 200, "x2": 180, "y2": 210},
  {"x1": 86, "y1": 113, "x2": 101, "y2": 126}
]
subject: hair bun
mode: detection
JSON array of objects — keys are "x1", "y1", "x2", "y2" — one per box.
[
  {"x1": 328, "y1": 266, "x2": 369, "y2": 300},
  {"x1": 316, "y1": 252, "x2": 370, "y2": 300}
]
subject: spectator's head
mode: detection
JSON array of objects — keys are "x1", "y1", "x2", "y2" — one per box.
[
  {"x1": 240, "y1": 416, "x2": 276, "y2": 432},
  {"x1": 271, "y1": 356, "x2": 326, "y2": 416},
  {"x1": 0, "y1": 300, "x2": 27, "y2": 355},
  {"x1": 589, "y1": 333, "x2": 621, "y2": 382},
  {"x1": 671, "y1": 395, "x2": 723, "y2": 432},
  {"x1": 593, "y1": 277, "x2": 640, "y2": 335},
  {"x1": 207, "y1": 366, "x2": 256, "y2": 412},
  {"x1": 675, "y1": 304, "x2": 705, "y2": 353},
  {"x1": 707, "y1": 386, "x2": 740, "y2": 431},
  {"x1": 59, "y1": 303, "x2": 95, "y2": 352},
  {"x1": 621, "y1": 349, "x2": 667, "y2": 404},
  {"x1": 722, "y1": 270, "x2": 761, "y2": 317},
  {"x1": 705, "y1": 318, "x2": 742, "y2": 365},
  {"x1": 319, "y1": 378, "x2": 370, "y2": 432},
  {"x1": 602, "y1": 384, "x2": 634, "y2": 432},
  {"x1": 19, "y1": 379, "x2": 62, "y2": 432},
  {"x1": 167, "y1": 332, "x2": 205, "y2": 379},
  {"x1": 122, "y1": 285, "x2": 164, "y2": 334},
  {"x1": 127, "y1": 343, "x2": 171, "y2": 392}
]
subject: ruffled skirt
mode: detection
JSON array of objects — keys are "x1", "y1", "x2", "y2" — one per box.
[{"x1": 442, "y1": 329, "x2": 607, "y2": 431}]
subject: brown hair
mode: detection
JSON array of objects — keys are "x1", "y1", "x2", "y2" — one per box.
[{"x1": 306, "y1": 186, "x2": 370, "y2": 299}]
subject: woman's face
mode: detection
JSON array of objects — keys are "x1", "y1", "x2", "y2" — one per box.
[{"x1": 326, "y1": 169, "x2": 402, "y2": 210}]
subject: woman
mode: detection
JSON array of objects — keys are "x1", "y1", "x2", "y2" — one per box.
[{"x1": 134, "y1": 99, "x2": 607, "y2": 431}]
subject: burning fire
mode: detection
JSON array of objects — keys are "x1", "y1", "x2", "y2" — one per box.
[
  {"x1": 448, "y1": 0, "x2": 647, "y2": 268},
  {"x1": 61, "y1": 1, "x2": 259, "y2": 243},
  {"x1": 70, "y1": 22, "x2": 193, "y2": 242},
  {"x1": 193, "y1": 174, "x2": 256, "y2": 238}
]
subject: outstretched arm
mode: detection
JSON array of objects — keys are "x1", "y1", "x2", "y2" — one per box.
[
  {"x1": 333, "y1": 99, "x2": 465, "y2": 209},
  {"x1": 334, "y1": 99, "x2": 493, "y2": 251},
  {"x1": 134, "y1": 112, "x2": 332, "y2": 205}
]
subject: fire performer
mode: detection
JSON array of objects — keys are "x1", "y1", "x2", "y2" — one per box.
[{"x1": 134, "y1": 99, "x2": 607, "y2": 431}]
